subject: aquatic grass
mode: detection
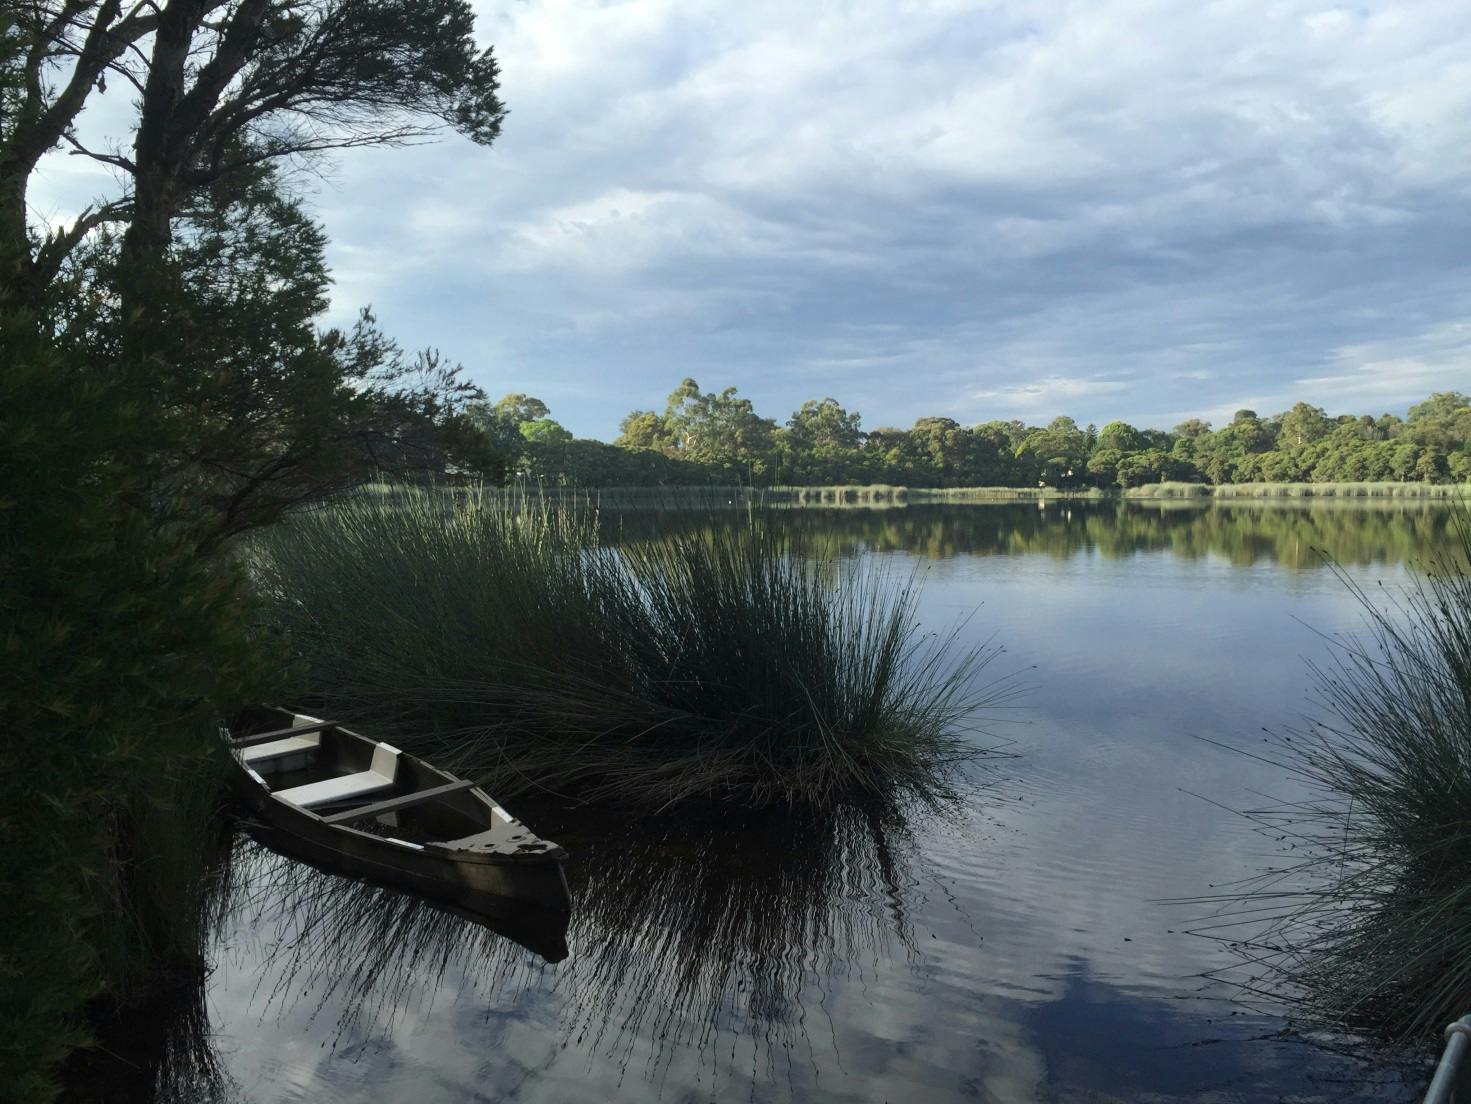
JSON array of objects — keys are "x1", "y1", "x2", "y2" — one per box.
[
  {"x1": 1218, "y1": 481, "x2": 1471, "y2": 499},
  {"x1": 1123, "y1": 481, "x2": 1213, "y2": 498},
  {"x1": 762, "y1": 484, "x2": 1107, "y2": 503},
  {"x1": 1126, "y1": 481, "x2": 1471, "y2": 500},
  {"x1": 252, "y1": 485, "x2": 629, "y2": 711},
  {"x1": 252, "y1": 487, "x2": 1007, "y2": 809},
  {"x1": 1192, "y1": 507, "x2": 1471, "y2": 1041}
]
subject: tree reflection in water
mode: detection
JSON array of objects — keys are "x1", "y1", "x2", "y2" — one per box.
[{"x1": 604, "y1": 500, "x2": 1461, "y2": 571}]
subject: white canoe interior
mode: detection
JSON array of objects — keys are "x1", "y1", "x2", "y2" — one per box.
[
  {"x1": 230, "y1": 711, "x2": 564, "y2": 861},
  {"x1": 243, "y1": 727, "x2": 399, "y2": 809}
]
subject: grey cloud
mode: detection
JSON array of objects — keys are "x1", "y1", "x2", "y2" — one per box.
[{"x1": 29, "y1": 0, "x2": 1471, "y2": 437}]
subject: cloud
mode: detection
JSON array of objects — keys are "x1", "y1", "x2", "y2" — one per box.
[
  {"x1": 1296, "y1": 320, "x2": 1471, "y2": 404},
  {"x1": 972, "y1": 375, "x2": 1133, "y2": 409},
  {"x1": 23, "y1": 0, "x2": 1471, "y2": 437}
]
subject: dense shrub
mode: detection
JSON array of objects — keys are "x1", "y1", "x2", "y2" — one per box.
[{"x1": 0, "y1": 332, "x2": 278, "y2": 1100}]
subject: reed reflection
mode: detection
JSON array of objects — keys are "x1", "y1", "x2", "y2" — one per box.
[
  {"x1": 166, "y1": 787, "x2": 974, "y2": 1100},
  {"x1": 221, "y1": 835, "x2": 562, "y2": 1041},
  {"x1": 552, "y1": 794, "x2": 945, "y2": 1074}
]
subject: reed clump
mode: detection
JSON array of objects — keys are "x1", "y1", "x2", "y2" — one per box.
[
  {"x1": 252, "y1": 487, "x2": 1001, "y2": 810},
  {"x1": 1201, "y1": 509, "x2": 1471, "y2": 1040},
  {"x1": 1214, "y1": 481, "x2": 1469, "y2": 499},
  {"x1": 1122, "y1": 481, "x2": 1213, "y2": 499}
]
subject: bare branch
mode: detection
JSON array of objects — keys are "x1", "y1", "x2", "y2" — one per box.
[
  {"x1": 61, "y1": 129, "x2": 136, "y2": 171},
  {"x1": 33, "y1": 198, "x2": 133, "y2": 284}
]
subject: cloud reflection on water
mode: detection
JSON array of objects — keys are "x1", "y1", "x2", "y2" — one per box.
[{"x1": 188, "y1": 791, "x2": 971, "y2": 1102}]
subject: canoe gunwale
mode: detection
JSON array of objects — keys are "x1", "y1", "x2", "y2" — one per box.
[{"x1": 226, "y1": 706, "x2": 571, "y2": 911}]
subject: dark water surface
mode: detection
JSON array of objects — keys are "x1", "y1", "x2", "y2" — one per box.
[{"x1": 185, "y1": 501, "x2": 1460, "y2": 1102}]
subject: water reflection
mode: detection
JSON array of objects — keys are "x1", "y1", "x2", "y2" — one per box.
[
  {"x1": 224, "y1": 838, "x2": 563, "y2": 1040},
  {"x1": 160, "y1": 790, "x2": 968, "y2": 1102},
  {"x1": 129, "y1": 502, "x2": 1461, "y2": 1102},
  {"x1": 1021, "y1": 958, "x2": 1423, "y2": 1101},
  {"x1": 553, "y1": 798, "x2": 936, "y2": 1072},
  {"x1": 605, "y1": 500, "x2": 1459, "y2": 570},
  {"x1": 61, "y1": 961, "x2": 231, "y2": 1104}
]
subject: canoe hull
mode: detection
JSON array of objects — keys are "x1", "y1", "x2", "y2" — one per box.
[
  {"x1": 226, "y1": 708, "x2": 572, "y2": 917},
  {"x1": 233, "y1": 774, "x2": 573, "y2": 915}
]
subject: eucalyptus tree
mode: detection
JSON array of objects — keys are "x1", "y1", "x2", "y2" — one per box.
[
  {"x1": 658, "y1": 378, "x2": 776, "y2": 471},
  {"x1": 1277, "y1": 401, "x2": 1332, "y2": 448},
  {"x1": 786, "y1": 398, "x2": 864, "y2": 453},
  {"x1": 2, "y1": 1, "x2": 509, "y2": 539},
  {"x1": 1, "y1": 0, "x2": 504, "y2": 311},
  {"x1": 1406, "y1": 393, "x2": 1471, "y2": 454},
  {"x1": 1096, "y1": 419, "x2": 1145, "y2": 453}
]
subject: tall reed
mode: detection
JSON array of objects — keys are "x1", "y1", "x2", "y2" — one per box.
[
  {"x1": 252, "y1": 487, "x2": 1003, "y2": 809},
  {"x1": 1196, "y1": 507, "x2": 1471, "y2": 1039}
]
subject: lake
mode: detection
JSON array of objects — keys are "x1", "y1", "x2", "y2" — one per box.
[{"x1": 162, "y1": 501, "x2": 1459, "y2": 1102}]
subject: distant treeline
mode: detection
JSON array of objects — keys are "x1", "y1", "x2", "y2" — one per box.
[{"x1": 468, "y1": 382, "x2": 1471, "y2": 490}]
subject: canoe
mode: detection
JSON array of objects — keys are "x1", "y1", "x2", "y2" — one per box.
[{"x1": 226, "y1": 706, "x2": 572, "y2": 916}]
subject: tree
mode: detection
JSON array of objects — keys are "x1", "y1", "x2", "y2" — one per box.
[
  {"x1": 615, "y1": 410, "x2": 674, "y2": 453},
  {"x1": 2, "y1": 0, "x2": 505, "y2": 310},
  {"x1": 1096, "y1": 420, "x2": 1145, "y2": 453},
  {"x1": 61, "y1": 168, "x2": 500, "y2": 542},
  {"x1": 520, "y1": 418, "x2": 573, "y2": 445},
  {"x1": 786, "y1": 398, "x2": 863, "y2": 453},
  {"x1": 1115, "y1": 450, "x2": 1177, "y2": 488},
  {"x1": 497, "y1": 394, "x2": 551, "y2": 425},
  {"x1": 1173, "y1": 418, "x2": 1212, "y2": 440},
  {"x1": 2, "y1": 3, "x2": 510, "y2": 541},
  {"x1": 1, "y1": 325, "x2": 281, "y2": 1098},
  {"x1": 907, "y1": 417, "x2": 968, "y2": 481},
  {"x1": 1277, "y1": 402, "x2": 1330, "y2": 448},
  {"x1": 661, "y1": 378, "x2": 776, "y2": 471},
  {"x1": 1227, "y1": 409, "x2": 1275, "y2": 451},
  {"x1": 1, "y1": 7, "x2": 511, "y2": 1092},
  {"x1": 1405, "y1": 393, "x2": 1471, "y2": 453},
  {"x1": 1087, "y1": 448, "x2": 1124, "y2": 487},
  {"x1": 1017, "y1": 417, "x2": 1090, "y2": 486}
]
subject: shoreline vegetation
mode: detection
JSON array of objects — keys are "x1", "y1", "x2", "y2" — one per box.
[
  {"x1": 369, "y1": 480, "x2": 1471, "y2": 509},
  {"x1": 1201, "y1": 508, "x2": 1471, "y2": 1042},
  {"x1": 472, "y1": 384, "x2": 1471, "y2": 493},
  {"x1": 5, "y1": 4, "x2": 513, "y2": 1097},
  {"x1": 254, "y1": 488, "x2": 1010, "y2": 812},
  {"x1": 1128, "y1": 480, "x2": 1471, "y2": 500}
]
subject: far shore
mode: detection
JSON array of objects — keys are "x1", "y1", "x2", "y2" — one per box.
[{"x1": 370, "y1": 481, "x2": 1471, "y2": 507}]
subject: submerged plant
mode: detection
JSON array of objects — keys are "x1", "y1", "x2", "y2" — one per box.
[
  {"x1": 252, "y1": 487, "x2": 1008, "y2": 810},
  {"x1": 1196, "y1": 504, "x2": 1471, "y2": 1041}
]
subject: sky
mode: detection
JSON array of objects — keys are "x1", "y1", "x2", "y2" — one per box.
[{"x1": 29, "y1": 0, "x2": 1471, "y2": 441}]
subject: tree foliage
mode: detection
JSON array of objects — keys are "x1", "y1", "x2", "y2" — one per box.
[
  {"x1": 0, "y1": 3, "x2": 509, "y2": 1096},
  {"x1": 0, "y1": 325, "x2": 282, "y2": 1100},
  {"x1": 511, "y1": 387, "x2": 1471, "y2": 490},
  {"x1": 2, "y1": 0, "x2": 505, "y2": 302}
]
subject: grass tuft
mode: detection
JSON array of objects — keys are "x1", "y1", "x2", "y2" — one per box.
[
  {"x1": 252, "y1": 487, "x2": 1008, "y2": 810},
  {"x1": 1194, "y1": 507, "x2": 1471, "y2": 1040}
]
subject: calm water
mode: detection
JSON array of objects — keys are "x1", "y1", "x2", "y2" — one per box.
[{"x1": 169, "y1": 501, "x2": 1462, "y2": 1102}]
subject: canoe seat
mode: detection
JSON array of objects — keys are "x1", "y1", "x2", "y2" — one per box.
[
  {"x1": 272, "y1": 743, "x2": 400, "y2": 810},
  {"x1": 239, "y1": 734, "x2": 321, "y2": 764},
  {"x1": 274, "y1": 771, "x2": 396, "y2": 809}
]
